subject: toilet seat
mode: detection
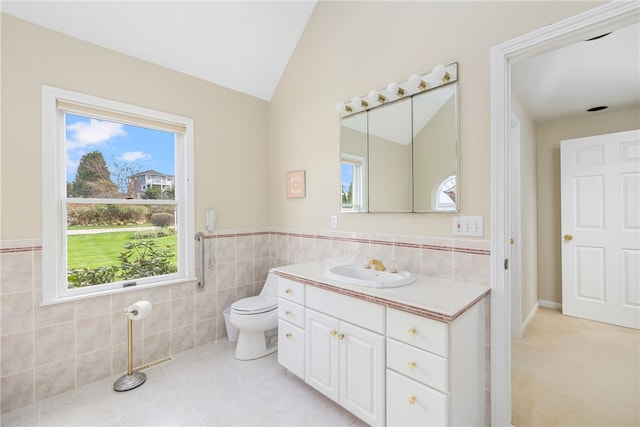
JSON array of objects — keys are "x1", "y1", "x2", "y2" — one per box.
[{"x1": 231, "y1": 295, "x2": 277, "y2": 315}]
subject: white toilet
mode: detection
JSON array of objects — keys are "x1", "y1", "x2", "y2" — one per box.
[{"x1": 229, "y1": 270, "x2": 278, "y2": 360}]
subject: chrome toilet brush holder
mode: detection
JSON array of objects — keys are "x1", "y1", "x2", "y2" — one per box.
[{"x1": 114, "y1": 305, "x2": 148, "y2": 392}]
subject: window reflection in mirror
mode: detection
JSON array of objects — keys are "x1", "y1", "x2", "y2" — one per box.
[{"x1": 340, "y1": 112, "x2": 368, "y2": 212}]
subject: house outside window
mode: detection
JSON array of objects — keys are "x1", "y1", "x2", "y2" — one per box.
[
  {"x1": 42, "y1": 86, "x2": 195, "y2": 304},
  {"x1": 128, "y1": 170, "x2": 175, "y2": 199}
]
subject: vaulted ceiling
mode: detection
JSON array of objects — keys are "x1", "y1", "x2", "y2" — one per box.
[{"x1": 2, "y1": 1, "x2": 638, "y2": 121}]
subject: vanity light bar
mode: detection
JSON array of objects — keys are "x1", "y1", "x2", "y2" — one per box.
[{"x1": 336, "y1": 62, "x2": 458, "y2": 117}]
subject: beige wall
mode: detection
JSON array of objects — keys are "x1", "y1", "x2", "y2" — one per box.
[
  {"x1": 511, "y1": 94, "x2": 540, "y2": 327},
  {"x1": 537, "y1": 107, "x2": 640, "y2": 303},
  {"x1": 1, "y1": 13, "x2": 269, "y2": 240},
  {"x1": 268, "y1": 0, "x2": 601, "y2": 237}
]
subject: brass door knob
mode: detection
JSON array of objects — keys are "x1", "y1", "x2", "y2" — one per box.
[
  {"x1": 285, "y1": 310, "x2": 292, "y2": 316},
  {"x1": 564, "y1": 234, "x2": 573, "y2": 241},
  {"x1": 510, "y1": 238, "x2": 515, "y2": 245},
  {"x1": 408, "y1": 328, "x2": 416, "y2": 336},
  {"x1": 338, "y1": 334, "x2": 345, "y2": 340},
  {"x1": 408, "y1": 361, "x2": 417, "y2": 369},
  {"x1": 286, "y1": 333, "x2": 292, "y2": 338},
  {"x1": 330, "y1": 329, "x2": 337, "y2": 336},
  {"x1": 408, "y1": 395, "x2": 417, "y2": 404},
  {"x1": 285, "y1": 288, "x2": 292, "y2": 294}
]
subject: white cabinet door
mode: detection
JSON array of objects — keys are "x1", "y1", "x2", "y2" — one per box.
[
  {"x1": 340, "y1": 321, "x2": 385, "y2": 426},
  {"x1": 277, "y1": 319, "x2": 304, "y2": 379},
  {"x1": 305, "y1": 309, "x2": 340, "y2": 401},
  {"x1": 561, "y1": 129, "x2": 640, "y2": 329}
]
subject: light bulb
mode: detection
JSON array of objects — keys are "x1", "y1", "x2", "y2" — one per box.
[
  {"x1": 408, "y1": 74, "x2": 422, "y2": 87},
  {"x1": 387, "y1": 82, "x2": 405, "y2": 96},
  {"x1": 335, "y1": 102, "x2": 352, "y2": 114},
  {"x1": 431, "y1": 65, "x2": 447, "y2": 82},
  {"x1": 368, "y1": 90, "x2": 385, "y2": 104},
  {"x1": 351, "y1": 96, "x2": 367, "y2": 109}
]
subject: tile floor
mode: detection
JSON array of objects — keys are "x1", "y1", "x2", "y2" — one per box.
[{"x1": 1, "y1": 340, "x2": 366, "y2": 426}]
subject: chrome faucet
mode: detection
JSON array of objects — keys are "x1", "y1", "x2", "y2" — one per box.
[{"x1": 368, "y1": 259, "x2": 386, "y2": 271}]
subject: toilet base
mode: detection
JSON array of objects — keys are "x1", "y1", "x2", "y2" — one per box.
[{"x1": 234, "y1": 330, "x2": 278, "y2": 360}]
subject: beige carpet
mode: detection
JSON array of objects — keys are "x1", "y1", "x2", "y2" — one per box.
[{"x1": 512, "y1": 307, "x2": 640, "y2": 427}]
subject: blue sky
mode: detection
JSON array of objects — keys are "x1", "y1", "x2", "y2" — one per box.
[
  {"x1": 341, "y1": 163, "x2": 353, "y2": 193},
  {"x1": 66, "y1": 114, "x2": 175, "y2": 188}
]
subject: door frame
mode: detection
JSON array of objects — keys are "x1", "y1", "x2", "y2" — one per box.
[{"x1": 489, "y1": 2, "x2": 639, "y2": 425}]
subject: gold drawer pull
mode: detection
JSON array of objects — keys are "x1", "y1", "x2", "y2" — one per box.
[
  {"x1": 408, "y1": 328, "x2": 417, "y2": 336},
  {"x1": 286, "y1": 333, "x2": 292, "y2": 338},
  {"x1": 338, "y1": 333, "x2": 345, "y2": 340},
  {"x1": 285, "y1": 310, "x2": 292, "y2": 316},
  {"x1": 408, "y1": 395, "x2": 417, "y2": 404},
  {"x1": 408, "y1": 361, "x2": 416, "y2": 369},
  {"x1": 285, "y1": 288, "x2": 292, "y2": 294},
  {"x1": 330, "y1": 329, "x2": 337, "y2": 336}
]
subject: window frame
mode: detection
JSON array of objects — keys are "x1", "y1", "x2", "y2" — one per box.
[{"x1": 42, "y1": 86, "x2": 195, "y2": 304}]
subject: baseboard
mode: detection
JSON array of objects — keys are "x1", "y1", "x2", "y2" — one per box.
[
  {"x1": 520, "y1": 302, "x2": 539, "y2": 335},
  {"x1": 539, "y1": 300, "x2": 562, "y2": 310}
]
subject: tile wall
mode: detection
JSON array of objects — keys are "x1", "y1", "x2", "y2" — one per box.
[{"x1": 1, "y1": 228, "x2": 490, "y2": 413}]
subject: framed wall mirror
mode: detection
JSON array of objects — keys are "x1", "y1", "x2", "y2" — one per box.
[{"x1": 339, "y1": 63, "x2": 459, "y2": 213}]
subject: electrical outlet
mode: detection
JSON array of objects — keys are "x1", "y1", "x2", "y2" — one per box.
[
  {"x1": 331, "y1": 215, "x2": 338, "y2": 229},
  {"x1": 453, "y1": 216, "x2": 483, "y2": 237}
]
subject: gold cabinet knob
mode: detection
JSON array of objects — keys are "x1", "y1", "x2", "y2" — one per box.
[
  {"x1": 286, "y1": 332, "x2": 292, "y2": 338},
  {"x1": 338, "y1": 333, "x2": 345, "y2": 340},
  {"x1": 285, "y1": 288, "x2": 292, "y2": 294},
  {"x1": 408, "y1": 395, "x2": 417, "y2": 404},
  {"x1": 564, "y1": 234, "x2": 573, "y2": 241},
  {"x1": 330, "y1": 329, "x2": 337, "y2": 336},
  {"x1": 510, "y1": 238, "x2": 515, "y2": 245},
  {"x1": 408, "y1": 328, "x2": 416, "y2": 336},
  {"x1": 285, "y1": 310, "x2": 292, "y2": 316},
  {"x1": 408, "y1": 361, "x2": 416, "y2": 369}
]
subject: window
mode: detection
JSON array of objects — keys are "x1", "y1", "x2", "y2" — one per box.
[
  {"x1": 341, "y1": 153, "x2": 366, "y2": 211},
  {"x1": 434, "y1": 174, "x2": 457, "y2": 211},
  {"x1": 42, "y1": 86, "x2": 195, "y2": 304}
]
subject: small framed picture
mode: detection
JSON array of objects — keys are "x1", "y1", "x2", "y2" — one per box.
[{"x1": 286, "y1": 170, "x2": 306, "y2": 198}]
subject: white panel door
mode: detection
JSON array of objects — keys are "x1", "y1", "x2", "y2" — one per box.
[
  {"x1": 561, "y1": 129, "x2": 640, "y2": 329},
  {"x1": 305, "y1": 309, "x2": 340, "y2": 401},
  {"x1": 339, "y1": 321, "x2": 385, "y2": 426}
]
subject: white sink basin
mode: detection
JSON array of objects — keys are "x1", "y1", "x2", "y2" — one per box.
[{"x1": 324, "y1": 265, "x2": 415, "y2": 288}]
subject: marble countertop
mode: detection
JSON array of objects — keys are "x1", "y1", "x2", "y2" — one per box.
[{"x1": 273, "y1": 259, "x2": 490, "y2": 323}]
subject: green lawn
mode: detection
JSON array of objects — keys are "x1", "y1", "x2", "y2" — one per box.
[{"x1": 67, "y1": 231, "x2": 177, "y2": 270}]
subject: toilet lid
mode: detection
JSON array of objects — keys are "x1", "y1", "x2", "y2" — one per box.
[{"x1": 232, "y1": 295, "x2": 277, "y2": 314}]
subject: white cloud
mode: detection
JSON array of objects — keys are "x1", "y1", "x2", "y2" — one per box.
[
  {"x1": 120, "y1": 151, "x2": 150, "y2": 162},
  {"x1": 67, "y1": 119, "x2": 126, "y2": 149}
]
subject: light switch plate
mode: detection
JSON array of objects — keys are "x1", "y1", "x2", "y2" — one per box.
[{"x1": 453, "y1": 216, "x2": 483, "y2": 237}]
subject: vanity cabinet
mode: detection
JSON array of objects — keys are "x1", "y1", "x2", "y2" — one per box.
[
  {"x1": 305, "y1": 306, "x2": 385, "y2": 426},
  {"x1": 275, "y1": 265, "x2": 488, "y2": 427},
  {"x1": 386, "y1": 303, "x2": 485, "y2": 426},
  {"x1": 277, "y1": 277, "x2": 305, "y2": 379}
]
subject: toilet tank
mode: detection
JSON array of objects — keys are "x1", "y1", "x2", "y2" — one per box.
[{"x1": 259, "y1": 270, "x2": 278, "y2": 297}]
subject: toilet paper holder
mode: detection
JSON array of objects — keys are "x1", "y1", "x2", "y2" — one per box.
[{"x1": 113, "y1": 301, "x2": 152, "y2": 392}]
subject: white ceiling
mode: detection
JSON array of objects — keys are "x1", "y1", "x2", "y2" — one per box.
[
  {"x1": 1, "y1": 2, "x2": 638, "y2": 119},
  {"x1": 0, "y1": 1, "x2": 317, "y2": 101},
  {"x1": 512, "y1": 22, "x2": 640, "y2": 122}
]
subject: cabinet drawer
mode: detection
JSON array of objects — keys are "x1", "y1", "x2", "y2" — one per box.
[
  {"x1": 387, "y1": 338, "x2": 448, "y2": 393},
  {"x1": 278, "y1": 298, "x2": 304, "y2": 328},
  {"x1": 306, "y1": 285, "x2": 385, "y2": 334},
  {"x1": 387, "y1": 308, "x2": 448, "y2": 357},
  {"x1": 278, "y1": 319, "x2": 304, "y2": 379},
  {"x1": 278, "y1": 277, "x2": 305, "y2": 305},
  {"x1": 386, "y1": 369, "x2": 448, "y2": 427}
]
